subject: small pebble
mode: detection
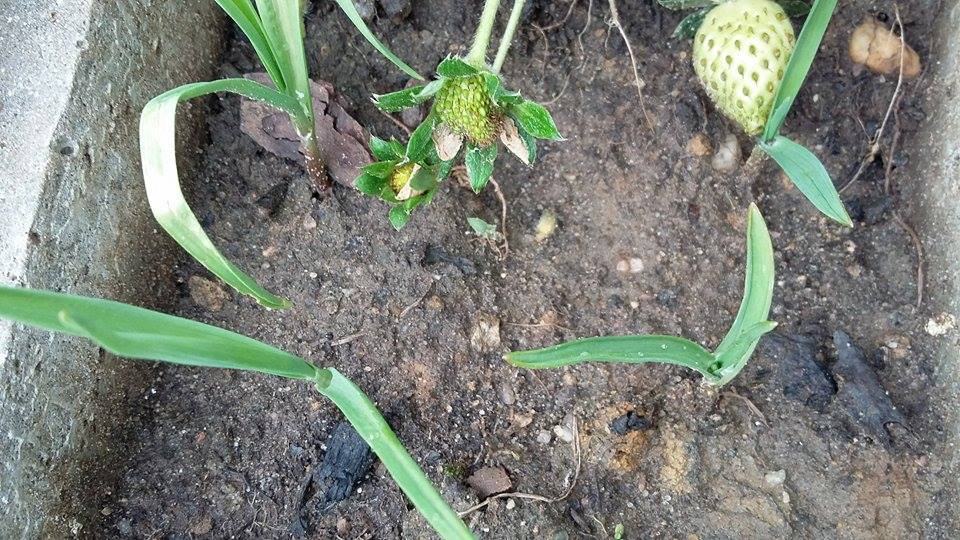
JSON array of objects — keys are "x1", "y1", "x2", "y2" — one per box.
[
  {"x1": 925, "y1": 313, "x2": 956, "y2": 336},
  {"x1": 711, "y1": 133, "x2": 741, "y2": 173},
  {"x1": 303, "y1": 214, "x2": 317, "y2": 230},
  {"x1": 686, "y1": 133, "x2": 713, "y2": 157},
  {"x1": 764, "y1": 469, "x2": 786, "y2": 486},
  {"x1": 505, "y1": 498, "x2": 516, "y2": 510},
  {"x1": 535, "y1": 210, "x2": 557, "y2": 242},
  {"x1": 536, "y1": 430, "x2": 552, "y2": 444},
  {"x1": 498, "y1": 381, "x2": 516, "y2": 405},
  {"x1": 553, "y1": 424, "x2": 574, "y2": 443}
]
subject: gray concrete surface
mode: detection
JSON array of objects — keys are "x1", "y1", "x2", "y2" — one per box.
[
  {"x1": 901, "y1": 0, "x2": 960, "y2": 530},
  {"x1": 0, "y1": 1, "x2": 224, "y2": 536}
]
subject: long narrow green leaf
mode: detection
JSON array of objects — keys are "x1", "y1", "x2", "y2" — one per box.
[
  {"x1": 507, "y1": 204, "x2": 777, "y2": 387},
  {"x1": 256, "y1": 0, "x2": 314, "y2": 126},
  {"x1": 762, "y1": 0, "x2": 838, "y2": 140},
  {"x1": 215, "y1": 0, "x2": 287, "y2": 91},
  {"x1": 140, "y1": 79, "x2": 300, "y2": 309},
  {"x1": 0, "y1": 286, "x2": 315, "y2": 379},
  {"x1": 711, "y1": 203, "x2": 777, "y2": 384},
  {"x1": 317, "y1": 369, "x2": 475, "y2": 539},
  {"x1": 333, "y1": 0, "x2": 426, "y2": 81},
  {"x1": 0, "y1": 286, "x2": 473, "y2": 538},
  {"x1": 506, "y1": 335, "x2": 721, "y2": 383},
  {"x1": 759, "y1": 135, "x2": 852, "y2": 226}
]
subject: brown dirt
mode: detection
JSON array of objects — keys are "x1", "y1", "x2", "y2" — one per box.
[{"x1": 98, "y1": 0, "x2": 956, "y2": 538}]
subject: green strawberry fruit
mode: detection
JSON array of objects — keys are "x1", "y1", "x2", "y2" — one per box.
[
  {"x1": 389, "y1": 162, "x2": 416, "y2": 194},
  {"x1": 692, "y1": 0, "x2": 795, "y2": 135},
  {"x1": 435, "y1": 74, "x2": 500, "y2": 146}
]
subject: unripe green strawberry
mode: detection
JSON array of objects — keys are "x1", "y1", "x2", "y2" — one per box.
[
  {"x1": 389, "y1": 162, "x2": 416, "y2": 194},
  {"x1": 693, "y1": 0, "x2": 795, "y2": 135},
  {"x1": 435, "y1": 75, "x2": 500, "y2": 146}
]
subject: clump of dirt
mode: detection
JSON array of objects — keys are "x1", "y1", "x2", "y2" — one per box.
[{"x1": 99, "y1": 0, "x2": 956, "y2": 537}]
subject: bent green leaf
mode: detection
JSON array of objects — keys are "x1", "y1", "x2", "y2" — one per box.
[
  {"x1": 333, "y1": 0, "x2": 425, "y2": 80},
  {"x1": 506, "y1": 203, "x2": 777, "y2": 386},
  {"x1": 762, "y1": 0, "x2": 838, "y2": 140},
  {"x1": 140, "y1": 79, "x2": 298, "y2": 309},
  {"x1": 0, "y1": 286, "x2": 474, "y2": 540},
  {"x1": 758, "y1": 135, "x2": 852, "y2": 226}
]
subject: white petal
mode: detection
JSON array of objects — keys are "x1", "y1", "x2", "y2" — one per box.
[
  {"x1": 433, "y1": 124, "x2": 463, "y2": 161},
  {"x1": 500, "y1": 117, "x2": 530, "y2": 165}
]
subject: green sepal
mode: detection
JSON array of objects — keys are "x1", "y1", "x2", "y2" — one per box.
[
  {"x1": 409, "y1": 164, "x2": 439, "y2": 191},
  {"x1": 418, "y1": 79, "x2": 445, "y2": 100},
  {"x1": 355, "y1": 172, "x2": 388, "y2": 196},
  {"x1": 508, "y1": 100, "x2": 562, "y2": 141},
  {"x1": 436, "y1": 157, "x2": 455, "y2": 181},
  {"x1": 362, "y1": 160, "x2": 396, "y2": 178},
  {"x1": 436, "y1": 57, "x2": 478, "y2": 78},
  {"x1": 369, "y1": 136, "x2": 404, "y2": 161},
  {"x1": 374, "y1": 85, "x2": 427, "y2": 112},
  {"x1": 673, "y1": 8, "x2": 710, "y2": 39},
  {"x1": 389, "y1": 206, "x2": 412, "y2": 230},
  {"x1": 406, "y1": 113, "x2": 437, "y2": 162},
  {"x1": 465, "y1": 143, "x2": 497, "y2": 193},
  {"x1": 482, "y1": 73, "x2": 522, "y2": 105}
]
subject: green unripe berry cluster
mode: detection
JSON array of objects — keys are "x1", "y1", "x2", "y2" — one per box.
[{"x1": 435, "y1": 75, "x2": 500, "y2": 145}]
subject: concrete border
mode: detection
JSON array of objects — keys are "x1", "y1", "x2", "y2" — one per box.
[{"x1": 0, "y1": 1, "x2": 224, "y2": 536}]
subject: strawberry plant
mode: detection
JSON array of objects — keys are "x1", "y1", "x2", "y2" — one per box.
[
  {"x1": 507, "y1": 204, "x2": 775, "y2": 386},
  {"x1": 361, "y1": 0, "x2": 562, "y2": 228},
  {"x1": 0, "y1": 286, "x2": 475, "y2": 539},
  {"x1": 139, "y1": 0, "x2": 422, "y2": 309},
  {"x1": 668, "y1": 0, "x2": 851, "y2": 226}
]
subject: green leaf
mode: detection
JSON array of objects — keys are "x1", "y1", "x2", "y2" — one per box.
[
  {"x1": 465, "y1": 144, "x2": 497, "y2": 193},
  {"x1": 505, "y1": 204, "x2": 777, "y2": 387},
  {"x1": 214, "y1": 0, "x2": 285, "y2": 91},
  {"x1": 315, "y1": 369, "x2": 476, "y2": 539},
  {"x1": 255, "y1": 0, "x2": 314, "y2": 126},
  {"x1": 711, "y1": 203, "x2": 777, "y2": 384},
  {"x1": 436, "y1": 57, "x2": 478, "y2": 78},
  {"x1": 369, "y1": 136, "x2": 404, "y2": 161},
  {"x1": 758, "y1": 135, "x2": 852, "y2": 226},
  {"x1": 672, "y1": 8, "x2": 710, "y2": 39},
  {"x1": 762, "y1": 0, "x2": 838, "y2": 140},
  {"x1": 409, "y1": 165, "x2": 439, "y2": 191},
  {"x1": 332, "y1": 0, "x2": 425, "y2": 80},
  {"x1": 406, "y1": 114, "x2": 437, "y2": 162},
  {"x1": 355, "y1": 173, "x2": 387, "y2": 196},
  {"x1": 776, "y1": 0, "x2": 811, "y2": 17},
  {"x1": 509, "y1": 122, "x2": 538, "y2": 165},
  {"x1": 507, "y1": 335, "x2": 721, "y2": 383},
  {"x1": 389, "y1": 206, "x2": 412, "y2": 230},
  {"x1": 467, "y1": 217, "x2": 498, "y2": 239},
  {"x1": 418, "y1": 79, "x2": 445, "y2": 100},
  {"x1": 140, "y1": 79, "x2": 300, "y2": 309},
  {"x1": 0, "y1": 286, "x2": 315, "y2": 379},
  {"x1": 362, "y1": 160, "x2": 396, "y2": 177},
  {"x1": 374, "y1": 85, "x2": 428, "y2": 112},
  {"x1": 0, "y1": 286, "x2": 475, "y2": 540},
  {"x1": 656, "y1": 0, "x2": 715, "y2": 9},
  {"x1": 508, "y1": 100, "x2": 562, "y2": 141}
]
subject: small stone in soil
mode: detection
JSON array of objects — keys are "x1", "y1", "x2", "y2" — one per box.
[
  {"x1": 378, "y1": 0, "x2": 411, "y2": 19},
  {"x1": 536, "y1": 430, "x2": 553, "y2": 444},
  {"x1": 553, "y1": 424, "x2": 574, "y2": 443},
  {"x1": 686, "y1": 133, "x2": 713, "y2": 157},
  {"x1": 351, "y1": 0, "x2": 375, "y2": 20},
  {"x1": 764, "y1": 469, "x2": 786, "y2": 486},
  {"x1": 466, "y1": 466, "x2": 512, "y2": 498},
  {"x1": 711, "y1": 133, "x2": 741, "y2": 173},
  {"x1": 498, "y1": 381, "x2": 516, "y2": 405},
  {"x1": 470, "y1": 313, "x2": 501, "y2": 353},
  {"x1": 611, "y1": 411, "x2": 651, "y2": 435}
]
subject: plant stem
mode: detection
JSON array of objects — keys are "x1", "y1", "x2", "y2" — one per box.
[
  {"x1": 492, "y1": 0, "x2": 525, "y2": 73},
  {"x1": 301, "y1": 131, "x2": 331, "y2": 193},
  {"x1": 466, "y1": 0, "x2": 502, "y2": 67},
  {"x1": 316, "y1": 368, "x2": 475, "y2": 539}
]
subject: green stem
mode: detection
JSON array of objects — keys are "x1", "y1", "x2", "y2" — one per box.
[
  {"x1": 492, "y1": 0, "x2": 525, "y2": 72},
  {"x1": 466, "y1": 0, "x2": 502, "y2": 67},
  {"x1": 315, "y1": 368, "x2": 475, "y2": 539}
]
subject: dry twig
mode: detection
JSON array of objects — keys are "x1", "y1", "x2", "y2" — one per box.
[{"x1": 606, "y1": 0, "x2": 654, "y2": 130}]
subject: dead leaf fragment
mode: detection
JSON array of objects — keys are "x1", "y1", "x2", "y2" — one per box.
[
  {"x1": 240, "y1": 73, "x2": 371, "y2": 186},
  {"x1": 499, "y1": 117, "x2": 530, "y2": 165},
  {"x1": 849, "y1": 18, "x2": 921, "y2": 78},
  {"x1": 433, "y1": 122, "x2": 463, "y2": 161},
  {"x1": 466, "y1": 466, "x2": 512, "y2": 498}
]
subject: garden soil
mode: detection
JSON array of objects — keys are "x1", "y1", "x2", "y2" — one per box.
[{"x1": 98, "y1": 0, "x2": 956, "y2": 537}]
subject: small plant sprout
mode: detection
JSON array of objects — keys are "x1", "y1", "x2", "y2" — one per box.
[
  {"x1": 140, "y1": 0, "x2": 423, "y2": 309},
  {"x1": 667, "y1": 0, "x2": 851, "y2": 226},
  {"x1": 506, "y1": 203, "x2": 775, "y2": 386},
  {"x1": 0, "y1": 286, "x2": 474, "y2": 540},
  {"x1": 363, "y1": 0, "x2": 562, "y2": 227}
]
